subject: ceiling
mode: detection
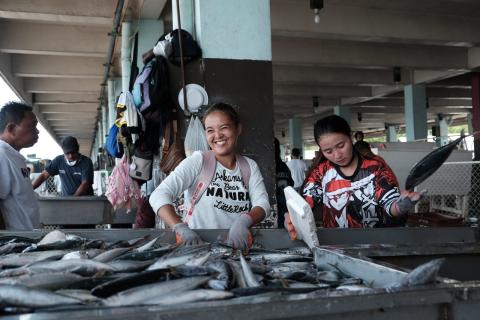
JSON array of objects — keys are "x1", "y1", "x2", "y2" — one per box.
[{"x1": 0, "y1": 0, "x2": 479, "y2": 155}]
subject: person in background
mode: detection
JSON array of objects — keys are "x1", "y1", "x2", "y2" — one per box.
[
  {"x1": 354, "y1": 131, "x2": 364, "y2": 142},
  {"x1": 285, "y1": 115, "x2": 423, "y2": 235},
  {"x1": 0, "y1": 101, "x2": 40, "y2": 230},
  {"x1": 274, "y1": 138, "x2": 294, "y2": 228},
  {"x1": 32, "y1": 136, "x2": 94, "y2": 196},
  {"x1": 353, "y1": 140, "x2": 375, "y2": 158},
  {"x1": 150, "y1": 103, "x2": 270, "y2": 250},
  {"x1": 287, "y1": 148, "x2": 308, "y2": 192}
]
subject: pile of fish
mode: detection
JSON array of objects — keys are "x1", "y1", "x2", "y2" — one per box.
[{"x1": 0, "y1": 230, "x2": 444, "y2": 314}]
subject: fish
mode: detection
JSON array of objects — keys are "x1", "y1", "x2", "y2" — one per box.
[
  {"x1": 0, "y1": 250, "x2": 68, "y2": 269},
  {"x1": 336, "y1": 284, "x2": 374, "y2": 293},
  {"x1": 205, "y1": 260, "x2": 234, "y2": 290},
  {"x1": 37, "y1": 230, "x2": 67, "y2": 245},
  {"x1": 0, "y1": 272, "x2": 85, "y2": 290},
  {"x1": 108, "y1": 259, "x2": 155, "y2": 273},
  {"x1": 405, "y1": 133, "x2": 465, "y2": 190},
  {"x1": 267, "y1": 262, "x2": 316, "y2": 281},
  {"x1": 0, "y1": 242, "x2": 31, "y2": 255},
  {"x1": 240, "y1": 255, "x2": 261, "y2": 287},
  {"x1": 114, "y1": 246, "x2": 174, "y2": 261},
  {"x1": 26, "y1": 259, "x2": 116, "y2": 276},
  {"x1": 133, "y1": 236, "x2": 163, "y2": 252},
  {"x1": 144, "y1": 289, "x2": 234, "y2": 305},
  {"x1": 394, "y1": 258, "x2": 445, "y2": 288},
  {"x1": 92, "y1": 247, "x2": 131, "y2": 263},
  {"x1": 248, "y1": 253, "x2": 312, "y2": 264},
  {"x1": 103, "y1": 276, "x2": 211, "y2": 306},
  {"x1": 91, "y1": 269, "x2": 169, "y2": 298},
  {"x1": 61, "y1": 249, "x2": 103, "y2": 260},
  {"x1": 55, "y1": 289, "x2": 102, "y2": 303},
  {"x1": 0, "y1": 284, "x2": 82, "y2": 308},
  {"x1": 147, "y1": 245, "x2": 210, "y2": 270}
]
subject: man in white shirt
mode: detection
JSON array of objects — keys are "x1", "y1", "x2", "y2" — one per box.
[
  {"x1": 287, "y1": 148, "x2": 308, "y2": 191},
  {"x1": 0, "y1": 101, "x2": 40, "y2": 230}
]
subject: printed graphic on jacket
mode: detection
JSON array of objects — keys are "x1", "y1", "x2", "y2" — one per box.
[
  {"x1": 303, "y1": 156, "x2": 400, "y2": 228},
  {"x1": 205, "y1": 169, "x2": 251, "y2": 215}
]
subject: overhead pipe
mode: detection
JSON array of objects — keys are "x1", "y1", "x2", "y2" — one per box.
[{"x1": 91, "y1": 0, "x2": 125, "y2": 155}]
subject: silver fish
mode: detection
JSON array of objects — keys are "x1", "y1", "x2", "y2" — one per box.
[
  {"x1": 396, "y1": 258, "x2": 445, "y2": 287},
  {"x1": 108, "y1": 259, "x2": 155, "y2": 273},
  {"x1": 205, "y1": 260, "x2": 234, "y2": 290},
  {"x1": 0, "y1": 284, "x2": 81, "y2": 308},
  {"x1": 93, "y1": 247, "x2": 131, "y2": 263},
  {"x1": 103, "y1": 276, "x2": 210, "y2": 307},
  {"x1": 55, "y1": 289, "x2": 102, "y2": 303},
  {"x1": 336, "y1": 284, "x2": 374, "y2": 293},
  {"x1": 27, "y1": 259, "x2": 115, "y2": 276},
  {"x1": 0, "y1": 272, "x2": 84, "y2": 290},
  {"x1": 240, "y1": 255, "x2": 261, "y2": 287},
  {"x1": 144, "y1": 289, "x2": 233, "y2": 305},
  {"x1": 0, "y1": 250, "x2": 68, "y2": 269},
  {"x1": 248, "y1": 253, "x2": 312, "y2": 264},
  {"x1": 37, "y1": 230, "x2": 67, "y2": 245},
  {"x1": 61, "y1": 249, "x2": 103, "y2": 260},
  {"x1": 134, "y1": 236, "x2": 162, "y2": 252}
]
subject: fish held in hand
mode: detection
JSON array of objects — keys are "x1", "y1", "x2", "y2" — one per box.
[{"x1": 405, "y1": 133, "x2": 465, "y2": 190}]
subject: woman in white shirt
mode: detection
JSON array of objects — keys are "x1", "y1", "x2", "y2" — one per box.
[{"x1": 150, "y1": 103, "x2": 270, "y2": 250}]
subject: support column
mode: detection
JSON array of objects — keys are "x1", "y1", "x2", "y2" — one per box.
[
  {"x1": 288, "y1": 118, "x2": 303, "y2": 155},
  {"x1": 404, "y1": 84, "x2": 427, "y2": 141},
  {"x1": 437, "y1": 114, "x2": 449, "y2": 146},
  {"x1": 333, "y1": 105, "x2": 351, "y2": 124},
  {"x1": 101, "y1": 104, "x2": 108, "y2": 141},
  {"x1": 137, "y1": 19, "x2": 164, "y2": 69},
  {"x1": 386, "y1": 125, "x2": 397, "y2": 142},
  {"x1": 472, "y1": 73, "x2": 480, "y2": 160},
  {"x1": 107, "y1": 79, "x2": 116, "y2": 128},
  {"x1": 185, "y1": 0, "x2": 275, "y2": 213},
  {"x1": 121, "y1": 21, "x2": 132, "y2": 93}
]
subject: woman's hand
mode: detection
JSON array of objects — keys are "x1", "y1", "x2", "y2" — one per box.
[
  {"x1": 394, "y1": 190, "x2": 427, "y2": 216},
  {"x1": 227, "y1": 215, "x2": 253, "y2": 250},
  {"x1": 284, "y1": 212, "x2": 297, "y2": 240},
  {"x1": 173, "y1": 222, "x2": 204, "y2": 246}
]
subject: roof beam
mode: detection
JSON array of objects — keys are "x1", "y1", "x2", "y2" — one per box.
[
  {"x1": 0, "y1": 21, "x2": 108, "y2": 57},
  {"x1": 25, "y1": 78, "x2": 100, "y2": 94},
  {"x1": 271, "y1": 0, "x2": 480, "y2": 46},
  {"x1": 34, "y1": 93, "x2": 99, "y2": 104},
  {"x1": 273, "y1": 65, "x2": 410, "y2": 86},
  {"x1": 274, "y1": 84, "x2": 372, "y2": 98},
  {"x1": 272, "y1": 37, "x2": 468, "y2": 70},
  {"x1": 12, "y1": 55, "x2": 103, "y2": 79}
]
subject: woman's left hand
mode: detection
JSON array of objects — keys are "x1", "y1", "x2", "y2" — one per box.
[
  {"x1": 227, "y1": 215, "x2": 253, "y2": 250},
  {"x1": 395, "y1": 189, "x2": 427, "y2": 215}
]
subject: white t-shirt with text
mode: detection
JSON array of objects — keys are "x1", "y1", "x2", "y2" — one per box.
[{"x1": 150, "y1": 151, "x2": 270, "y2": 229}]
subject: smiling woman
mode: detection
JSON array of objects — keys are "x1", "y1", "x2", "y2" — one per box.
[{"x1": 0, "y1": 77, "x2": 62, "y2": 160}]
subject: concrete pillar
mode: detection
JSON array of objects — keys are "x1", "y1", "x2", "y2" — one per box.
[
  {"x1": 437, "y1": 114, "x2": 449, "y2": 146},
  {"x1": 137, "y1": 19, "x2": 164, "y2": 69},
  {"x1": 101, "y1": 104, "x2": 108, "y2": 141},
  {"x1": 386, "y1": 125, "x2": 397, "y2": 142},
  {"x1": 107, "y1": 79, "x2": 116, "y2": 128},
  {"x1": 472, "y1": 73, "x2": 480, "y2": 160},
  {"x1": 404, "y1": 84, "x2": 427, "y2": 141},
  {"x1": 467, "y1": 113, "x2": 473, "y2": 136},
  {"x1": 183, "y1": 0, "x2": 275, "y2": 207},
  {"x1": 333, "y1": 105, "x2": 351, "y2": 124},
  {"x1": 172, "y1": 0, "x2": 195, "y2": 35},
  {"x1": 288, "y1": 118, "x2": 303, "y2": 155},
  {"x1": 121, "y1": 21, "x2": 132, "y2": 93}
]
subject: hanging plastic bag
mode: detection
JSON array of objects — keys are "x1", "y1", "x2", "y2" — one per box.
[
  {"x1": 105, "y1": 155, "x2": 142, "y2": 212},
  {"x1": 184, "y1": 116, "x2": 209, "y2": 157}
]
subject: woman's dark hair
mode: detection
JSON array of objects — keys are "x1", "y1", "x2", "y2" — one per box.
[
  {"x1": 203, "y1": 102, "x2": 240, "y2": 127},
  {"x1": 313, "y1": 115, "x2": 351, "y2": 143}
]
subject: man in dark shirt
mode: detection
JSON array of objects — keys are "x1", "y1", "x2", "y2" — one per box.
[
  {"x1": 32, "y1": 136, "x2": 94, "y2": 196},
  {"x1": 274, "y1": 138, "x2": 294, "y2": 228}
]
